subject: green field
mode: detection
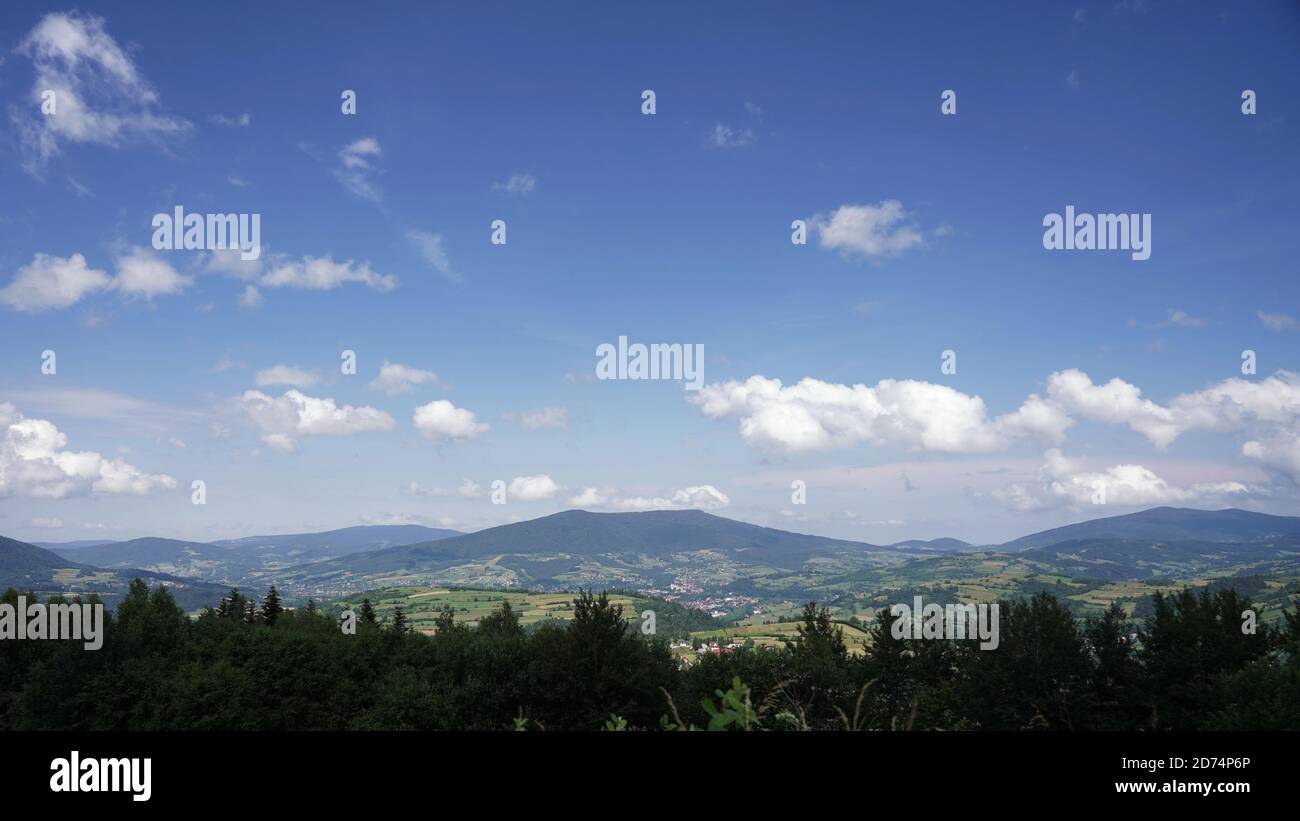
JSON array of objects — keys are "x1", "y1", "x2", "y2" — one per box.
[
  {"x1": 333, "y1": 587, "x2": 658, "y2": 633},
  {"x1": 686, "y1": 620, "x2": 872, "y2": 657}
]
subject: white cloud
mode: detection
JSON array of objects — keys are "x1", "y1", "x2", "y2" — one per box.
[
  {"x1": 568, "y1": 486, "x2": 612, "y2": 507},
  {"x1": 690, "y1": 374, "x2": 1070, "y2": 454},
  {"x1": 614, "y1": 485, "x2": 732, "y2": 511},
  {"x1": 1242, "y1": 433, "x2": 1300, "y2": 483},
  {"x1": 492, "y1": 173, "x2": 536, "y2": 195},
  {"x1": 1047, "y1": 368, "x2": 1300, "y2": 451},
  {"x1": 1258, "y1": 311, "x2": 1299, "y2": 332},
  {"x1": 205, "y1": 248, "x2": 262, "y2": 280},
  {"x1": 1154, "y1": 308, "x2": 1206, "y2": 329},
  {"x1": 458, "y1": 478, "x2": 482, "y2": 498},
  {"x1": 238, "y1": 284, "x2": 263, "y2": 308},
  {"x1": 516, "y1": 406, "x2": 568, "y2": 430},
  {"x1": 237, "y1": 390, "x2": 395, "y2": 451},
  {"x1": 413, "y1": 400, "x2": 489, "y2": 441},
  {"x1": 404, "y1": 481, "x2": 447, "y2": 498},
  {"x1": 568, "y1": 483, "x2": 731, "y2": 511},
  {"x1": 810, "y1": 201, "x2": 926, "y2": 258},
  {"x1": 11, "y1": 12, "x2": 190, "y2": 172},
  {"x1": 370, "y1": 361, "x2": 438, "y2": 395},
  {"x1": 1066, "y1": 69, "x2": 1081, "y2": 89},
  {"x1": 258, "y1": 256, "x2": 397, "y2": 292},
  {"x1": 209, "y1": 112, "x2": 250, "y2": 128},
  {"x1": 31, "y1": 517, "x2": 64, "y2": 528},
  {"x1": 334, "y1": 136, "x2": 383, "y2": 201},
  {"x1": 112, "y1": 246, "x2": 191, "y2": 298},
  {"x1": 508, "y1": 474, "x2": 559, "y2": 501},
  {"x1": 710, "y1": 123, "x2": 755, "y2": 148},
  {"x1": 993, "y1": 449, "x2": 1250, "y2": 511},
  {"x1": 0, "y1": 402, "x2": 176, "y2": 498},
  {"x1": 0, "y1": 252, "x2": 110, "y2": 312},
  {"x1": 405, "y1": 230, "x2": 461, "y2": 283},
  {"x1": 255, "y1": 364, "x2": 319, "y2": 389}
]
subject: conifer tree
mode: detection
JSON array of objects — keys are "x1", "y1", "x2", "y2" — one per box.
[
  {"x1": 359, "y1": 598, "x2": 376, "y2": 624},
  {"x1": 261, "y1": 585, "x2": 283, "y2": 626}
]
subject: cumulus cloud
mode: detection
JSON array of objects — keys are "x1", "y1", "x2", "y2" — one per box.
[
  {"x1": 370, "y1": 361, "x2": 438, "y2": 395},
  {"x1": 10, "y1": 12, "x2": 191, "y2": 173},
  {"x1": 567, "y1": 486, "x2": 611, "y2": 507},
  {"x1": 492, "y1": 173, "x2": 536, "y2": 195},
  {"x1": 1047, "y1": 368, "x2": 1300, "y2": 453},
  {"x1": 405, "y1": 230, "x2": 461, "y2": 283},
  {"x1": 458, "y1": 478, "x2": 482, "y2": 498},
  {"x1": 690, "y1": 374, "x2": 1070, "y2": 454},
  {"x1": 614, "y1": 485, "x2": 732, "y2": 511},
  {"x1": 992, "y1": 449, "x2": 1250, "y2": 511},
  {"x1": 205, "y1": 248, "x2": 262, "y2": 280},
  {"x1": 237, "y1": 390, "x2": 395, "y2": 451},
  {"x1": 334, "y1": 136, "x2": 383, "y2": 201},
  {"x1": 0, "y1": 402, "x2": 176, "y2": 498},
  {"x1": 258, "y1": 256, "x2": 397, "y2": 292},
  {"x1": 0, "y1": 252, "x2": 111, "y2": 312},
  {"x1": 567, "y1": 483, "x2": 731, "y2": 511},
  {"x1": 810, "y1": 201, "x2": 925, "y2": 258},
  {"x1": 508, "y1": 474, "x2": 559, "y2": 501},
  {"x1": 413, "y1": 400, "x2": 489, "y2": 441},
  {"x1": 255, "y1": 364, "x2": 319, "y2": 389},
  {"x1": 112, "y1": 246, "x2": 191, "y2": 298}
]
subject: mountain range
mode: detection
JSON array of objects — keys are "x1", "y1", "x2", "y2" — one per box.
[{"x1": 3, "y1": 507, "x2": 1299, "y2": 612}]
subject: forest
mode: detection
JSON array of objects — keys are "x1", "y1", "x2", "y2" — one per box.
[{"x1": 1, "y1": 581, "x2": 1296, "y2": 731}]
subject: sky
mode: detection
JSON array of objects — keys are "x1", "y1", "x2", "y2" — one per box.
[{"x1": 0, "y1": 1, "x2": 1298, "y2": 546}]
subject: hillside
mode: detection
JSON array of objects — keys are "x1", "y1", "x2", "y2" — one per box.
[
  {"x1": 999, "y1": 507, "x2": 1300, "y2": 550},
  {"x1": 48, "y1": 525, "x2": 464, "y2": 587},
  {"x1": 0, "y1": 535, "x2": 227, "y2": 610},
  {"x1": 280, "y1": 508, "x2": 893, "y2": 592}
]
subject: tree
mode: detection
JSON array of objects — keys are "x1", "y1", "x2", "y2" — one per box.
[
  {"x1": 261, "y1": 585, "x2": 283, "y2": 626},
  {"x1": 359, "y1": 598, "x2": 376, "y2": 625},
  {"x1": 479, "y1": 600, "x2": 522, "y2": 637},
  {"x1": 243, "y1": 599, "x2": 259, "y2": 625},
  {"x1": 390, "y1": 606, "x2": 408, "y2": 634},
  {"x1": 216, "y1": 588, "x2": 245, "y2": 620}
]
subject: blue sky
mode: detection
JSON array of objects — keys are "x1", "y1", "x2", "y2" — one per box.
[{"x1": 0, "y1": 1, "x2": 1297, "y2": 545}]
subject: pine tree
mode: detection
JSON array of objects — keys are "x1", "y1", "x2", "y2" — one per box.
[
  {"x1": 359, "y1": 598, "x2": 376, "y2": 624},
  {"x1": 217, "y1": 588, "x2": 245, "y2": 620},
  {"x1": 390, "y1": 605, "x2": 408, "y2": 633},
  {"x1": 243, "y1": 598, "x2": 258, "y2": 625},
  {"x1": 261, "y1": 585, "x2": 283, "y2": 626}
]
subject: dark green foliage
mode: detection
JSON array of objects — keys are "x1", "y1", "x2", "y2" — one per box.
[
  {"x1": 389, "y1": 605, "x2": 408, "y2": 634},
  {"x1": 0, "y1": 581, "x2": 1292, "y2": 731},
  {"x1": 260, "y1": 585, "x2": 283, "y2": 626}
]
